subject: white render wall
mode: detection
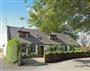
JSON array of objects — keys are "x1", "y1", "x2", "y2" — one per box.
[{"x1": 2, "y1": 26, "x2": 8, "y2": 56}]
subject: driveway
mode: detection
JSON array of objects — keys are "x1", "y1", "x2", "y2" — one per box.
[
  {"x1": 0, "y1": 57, "x2": 90, "y2": 71},
  {"x1": 0, "y1": 53, "x2": 3, "y2": 71},
  {"x1": 0, "y1": 53, "x2": 3, "y2": 59}
]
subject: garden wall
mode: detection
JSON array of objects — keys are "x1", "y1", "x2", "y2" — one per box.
[{"x1": 45, "y1": 52, "x2": 90, "y2": 63}]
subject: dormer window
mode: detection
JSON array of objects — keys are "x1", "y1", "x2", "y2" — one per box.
[
  {"x1": 19, "y1": 32, "x2": 29, "y2": 38},
  {"x1": 49, "y1": 35, "x2": 57, "y2": 40},
  {"x1": 18, "y1": 27, "x2": 30, "y2": 38}
]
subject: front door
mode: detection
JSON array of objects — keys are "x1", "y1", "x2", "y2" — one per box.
[{"x1": 38, "y1": 46, "x2": 44, "y2": 57}]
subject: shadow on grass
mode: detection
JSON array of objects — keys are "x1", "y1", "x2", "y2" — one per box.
[{"x1": 74, "y1": 58, "x2": 90, "y2": 68}]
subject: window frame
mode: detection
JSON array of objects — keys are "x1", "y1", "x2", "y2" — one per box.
[
  {"x1": 19, "y1": 32, "x2": 29, "y2": 38},
  {"x1": 31, "y1": 45, "x2": 36, "y2": 52}
]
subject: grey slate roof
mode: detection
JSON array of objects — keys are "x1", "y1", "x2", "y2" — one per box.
[
  {"x1": 51, "y1": 33, "x2": 78, "y2": 46},
  {"x1": 7, "y1": 26, "x2": 58, "y2": 45},
  {"x1": 7, "y1": 26, "x2": 78, "y2": 46}
]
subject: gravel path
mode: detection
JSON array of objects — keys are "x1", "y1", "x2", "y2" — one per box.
[{"x1": 0, "y1": 57, "x2": 90, "y2": 71}]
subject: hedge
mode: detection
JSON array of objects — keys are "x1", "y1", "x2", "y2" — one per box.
[
  {"x1": 45, "y1": 52, "x2": 90, "y2": 63},
  {"x1": 6, "y1": 39, "x2": 21, "y2": 64}
]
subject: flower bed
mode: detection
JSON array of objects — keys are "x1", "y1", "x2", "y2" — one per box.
[{"x1": 45, "y1": 52, "x2": 90, "y2": 63}]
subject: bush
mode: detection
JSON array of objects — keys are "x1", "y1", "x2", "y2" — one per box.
[
  {"x1": 49, "y1": 45, "x2": 58, "y2": 52},
  {"x1": 45, "y1": 51, "x2": 90, "y2": 63},
  {"x1": 30, "y1": 53, "x2": 38, "y2": 58},
  {"x1": 6, "y1": 39, "x2": 21, "y2": 64}
]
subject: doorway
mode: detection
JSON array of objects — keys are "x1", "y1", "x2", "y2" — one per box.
[{"x1": 38, "y1": 46, "x2": 44, "y2": 57}]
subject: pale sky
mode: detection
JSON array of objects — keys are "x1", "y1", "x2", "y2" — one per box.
[{"x1": 0, "y1": 0, "x2": 34, "y2": 48}]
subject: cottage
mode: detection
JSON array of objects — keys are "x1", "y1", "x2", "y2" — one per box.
[{"x1": 4, "y1": 26, "x2": 78, "y2": 57}]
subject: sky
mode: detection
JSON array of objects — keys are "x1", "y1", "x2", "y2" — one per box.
[{"x1": 0, "y1": 0, "x2": 34, "y2": 47}]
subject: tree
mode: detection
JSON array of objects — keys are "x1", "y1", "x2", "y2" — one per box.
[
  {"x1": 28, "y1": 0, "x2": 90, "y2": 34},
  {"x1": 6, "y1": 39, "x2": 21, "y2": 64},
  {"x1": 28, "y1": 0, "x2": 62, "y2": 33}
]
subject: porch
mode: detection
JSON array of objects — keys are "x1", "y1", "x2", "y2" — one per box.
[{"x1": 21, "y1": 43, "x2": 49, "y2": 57}]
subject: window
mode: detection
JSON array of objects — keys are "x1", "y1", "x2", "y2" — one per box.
[
  {"x1": 22, "y1": 47, "x2": 26, "y2": 52},
  {"x1": 31, "y1": 45, "x2": 36, "y2": 52},
  {"x1": 49, "y1": 35, "x2": 57, "y2": 40},
  {"x1": 19, "y1": 32, "x2": 29, "y2": 38},
  {"x1": 21, "y1": 44, "x2": 26, "y2": 52}
]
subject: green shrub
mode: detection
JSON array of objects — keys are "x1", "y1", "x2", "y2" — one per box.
[
  {"x1": 6, "y1": 39, "x2": 21, "y2": 64},
  {"x1": 45, "y1": 51, "x2": 90, "y2": 63},
  {"x1": 49, "y1": 45, "x2": 58, "y2": 52},
  {"x1": 30, "y1": 53, "x2": 38, "y2": 58}
]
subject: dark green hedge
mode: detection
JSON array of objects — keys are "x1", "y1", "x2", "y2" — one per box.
[{"x1": 45, "y1": 52, "x2": 90, "y2": 63}]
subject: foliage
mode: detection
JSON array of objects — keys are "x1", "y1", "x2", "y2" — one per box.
[
  {"x1": 28, "y1": 0, "x2": 90, "y2": 34},
  {"x1": 20, "y1": 17, "x2": 25, "y2": 20},
  {"x1": 30, "y1": 53, "x2": 38, "y2": 58},
  {"x1": 46, "y1": 45, "x2": 81, "y2": 53},
  {"x1": 6, "y1": 39, "x2": 21, "y2": 64},
  {"x1": 49, "y1": 45, "x2": 58, "y2": 52},
  {"x1": 45, "y1": 51, "x2": 90, "y2": 63},
  {"x1": 17, "y1": 52, "x2": 23, "y2": 66}
]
